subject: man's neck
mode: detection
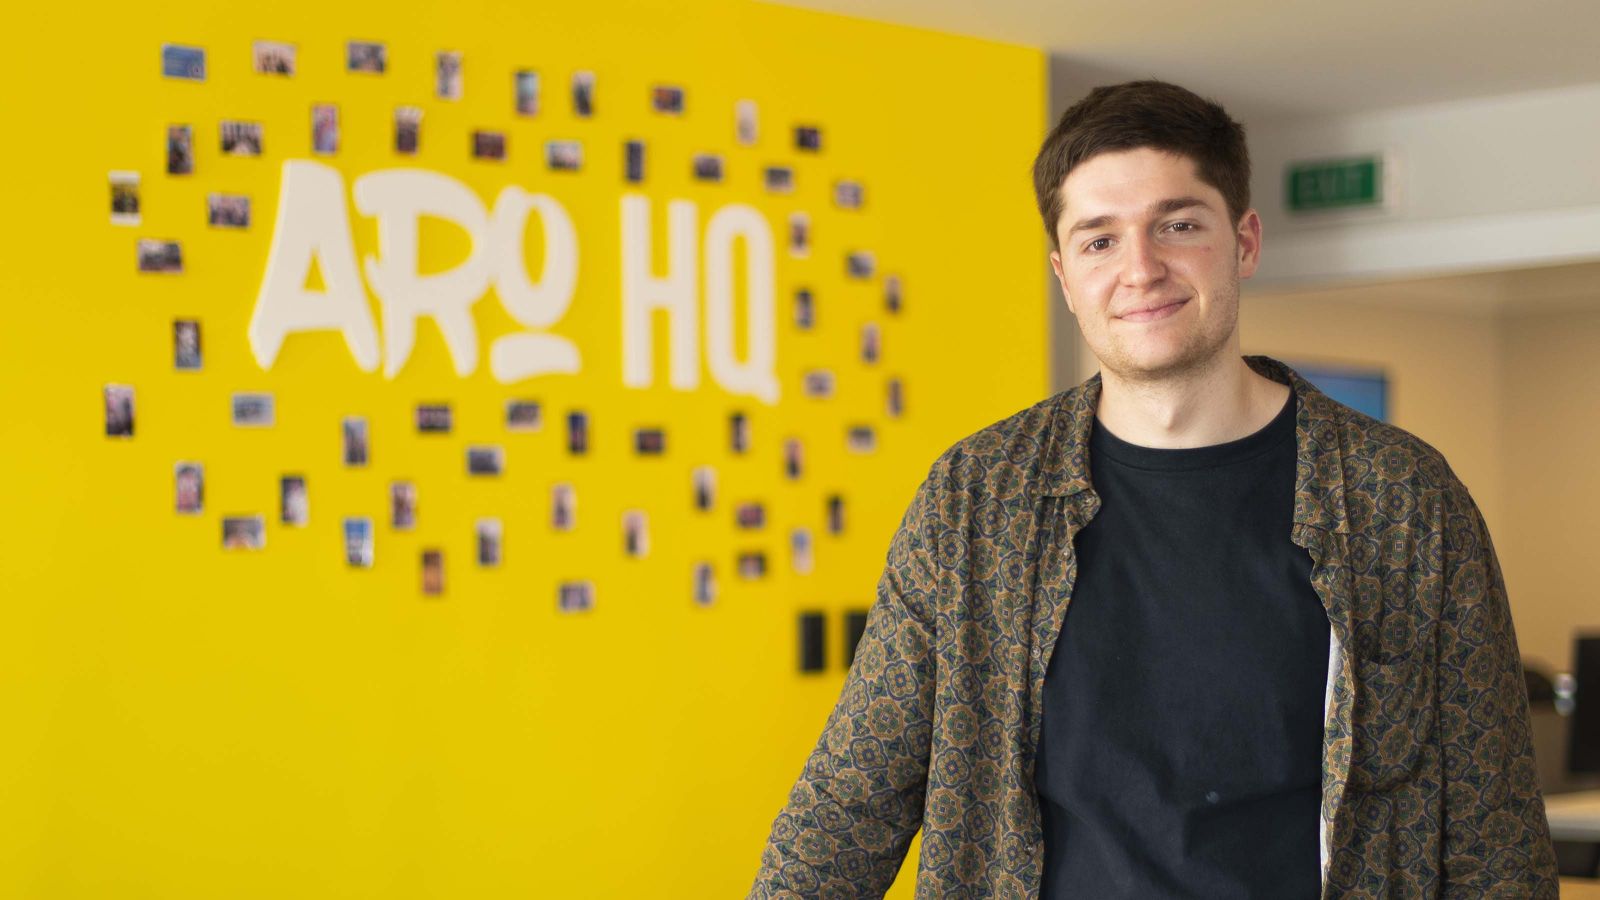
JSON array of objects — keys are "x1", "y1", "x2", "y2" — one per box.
[{"x1": 1093, "y1": 354, "x2": 1290, "y2": 450}]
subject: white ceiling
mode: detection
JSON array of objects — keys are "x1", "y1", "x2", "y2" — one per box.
[{"x1": 761, "y1": 0, "x2": 1600, "y2": 121}]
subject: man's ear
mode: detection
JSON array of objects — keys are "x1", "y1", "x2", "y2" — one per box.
[{"x1": 1049, "y1": 249, "x2": 1075, "y2": 315}]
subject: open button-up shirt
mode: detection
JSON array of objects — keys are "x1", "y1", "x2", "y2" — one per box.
[{"x1": 752, "y1": 354, "x2": 1558, "y2": 898}]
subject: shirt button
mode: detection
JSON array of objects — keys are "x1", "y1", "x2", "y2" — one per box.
[{"x1": 1205, "y1": 791, "x2": 1221, "y2": 804}]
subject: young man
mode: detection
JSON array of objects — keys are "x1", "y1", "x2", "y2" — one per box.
[{"x1": 751, "y1": 80, "x2": 1558, "y2": 897}]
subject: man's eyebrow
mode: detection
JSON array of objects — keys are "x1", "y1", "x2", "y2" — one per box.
[{"x1": 1066, "y1": 196, "x2": 1213, "y2": 236}]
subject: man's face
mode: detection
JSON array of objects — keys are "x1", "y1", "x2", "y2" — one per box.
[{"x1": 1048, "y1": 147, "x2": 1261, "y2": 384}]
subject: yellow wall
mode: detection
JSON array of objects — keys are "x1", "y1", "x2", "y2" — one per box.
[{"x1": 0, "y1": 3, "x2": 1046, "y2": 896}]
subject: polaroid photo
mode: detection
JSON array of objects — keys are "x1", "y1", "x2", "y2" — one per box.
[
  {"x1": 173, "y1": 319, "x2": 201, "y2": 370},
  {"x1": 347, "y1": 40, "x2": 387, "y2": 74},
  {"x1": 547, "y1": 140, "x2": 583, "y2": 172},
  {"x1": 567, "y1": 410, "x2": 588, "y2": 454},
  {"x1": 572, "y1": 71, "x2": 595, "y2": 117},
  {"x1": 802, "y1": 369, "x2": 835, "y2": 399},
  {"x1": 138, "y1": 239, "x2": 183, "y2": 274},
  {"x1": 436, "y1": 50, "x2": 463, "y2": 100},
  {"x1": 846, "y1": 250, "x2": 876, "y2": 279},
  {"x1": 735, "y1": 99, "x2": 758, "y2": 146},
  {"x1": 788, "y1": 212, "x2": 810, "y2": 258},
  {"x1": 885, "y1": 273, "x2": 903, "y2": 314},
  {"x1": 692, "y1": 465, "x2": 716, "y2": 511},
  {"x1": 887, "y1": 377, "x2": 905, "y2": 418},
  {"x1": 861, "y1": 322, "x2": 881, "y2": 364},
  {"x1": 692, "y1": 153, "x2": 723, "y2": 183},
  {"x1": 110, "y1": 171, "x2": 140, "y2": 225},
  {"x1": 253, "y1": 39, "x2": 296, "y2": 75},
  {"x1": 220, "y1": 120, "x2": 263, "y2": 157},
  {"x1": 506, "y1": 400, "x2": 542, "y2": 432},
  {"x1": 342, "y1": 416, "x2": 369, "y2": 466},
  {"x1": 395, "y1": 106, "x2": 423, "y2": 155},
  {"x1": 794, "y1": 125, "x2": 822, "y2": 152},
  {"x1": 231, "y1": 392, "x2": 274, "y2": 427},
  {"x1": 391, "y1": 481, "x2": 417, "y2": 530},
  {"x1": 693, "y1": 561, "x2": 716, "y2": 606},
  {"x1": 737, "y1": 551, "x2": 767, "y2": 580},
  {"x1": 515, "y1": 70, "x2": 540, "y2": 116},
  {"x1": 104, "y1": 384, "x2": 134, "y2": 437},
  {"x1": 415, "y1": 403, "x2": 451, "y2": 434},
  {"x1": 472, "y1": 130, "x2": 506, "y2": 161},
  {"x1": 161, "y1": 44, "x2": 206, "y2": 81},
  {"x1": 735, "y1": 501, "x2": 765, "y2": 530},
  {"x1": 467, "y1": 445, "x2": 504, "y2": 476},
  {"x1": 783, "y1": 437, "x2": 803, "y2": 480},
  {"x1": 794, "y1": 287, "x2": 814, "y2": 330},
  {"x1": 167, "y1": 125, "x2": 194, "y2": 175},
  {"x1": 312, "y1": 104, "x2": 339, "y2": 155},
  {"x1": 652, "y1": 85, "x2": 684, "y2": 115},
  {"x1": 633, "y1": 427, "x2": 667, "y2": 456},
  {"x1": 281, "y1": 474, "x2": 308, "y2": 526},
  {"x1": 791, "y1": 527, "x2": 815, "y2": 575},
  {"x1": 421, "y1": 549, "x2": 445, "y2": 596},
  {"x1": 558, "y1": 580, "x2": 594, "y2": 613},
  {"x1": 175, "y1": 462, "x2": 203, "y2": 514},
  {"x1": 477, "y1": 518, "x2": 502, "y2": 567},
  {"x1": 222, "y1": 515, "x2": 265, "y2": 550},
  {"x1": 763, "y1": 166, "x2": 793, "y2": 194},
  {"x1": 551, "y1": 483, "x2": 576, "y2": 531},
  {"x1": 624, "y1": 139, "x2": 645, "y2": 184},
  {"x1": 728, "y1": 411, "x2": 749, "y2": 454},
  {"x1": 207, "y1": 193, "x2": 251, "y2": 229},
  {"x1": 826, "y1": 493, "x2": 845, "y2": 535},
  {"x1": 834, "y1": 180, "x2": 865, "y2": 210},
  {"x1": 622, "y1": 509, "x2": 649, "y2": 558},
  {"x1": 344, "y1": 516, "x2": 374, "y2": 567},
  {"x1": 847, "y1": 424, "x2": 877, "y2": 454}
]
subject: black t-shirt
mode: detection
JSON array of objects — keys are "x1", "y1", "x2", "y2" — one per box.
[{"x1": 1035, "y1": 386, "x2": 1329, "y2": 899}]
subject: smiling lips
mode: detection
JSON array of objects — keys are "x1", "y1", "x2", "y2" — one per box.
[{"x1": 1117, "y1": 299, "x2": 1188, "y2": 322}]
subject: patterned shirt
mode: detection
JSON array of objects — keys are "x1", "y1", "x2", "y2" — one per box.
[{"x1": 751, "y1": 354, "x2": 1558, "y2": 898}]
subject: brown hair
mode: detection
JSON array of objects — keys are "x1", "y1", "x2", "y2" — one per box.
[{"x1": 1032, "y1": 79, "x2": 1251, "y2": 251}]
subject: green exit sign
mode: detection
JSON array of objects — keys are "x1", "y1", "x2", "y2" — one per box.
[{"x1": 1286, "y1": 156, "x2": 1384, "y2": 213}]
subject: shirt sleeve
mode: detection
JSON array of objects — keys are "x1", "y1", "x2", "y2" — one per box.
[
  {"x1": 749, "y1": 458, "x2": 947, "y2": 899},
  {"x1": 1436, "y1": 483, "x2": 1560, "y2": 896}
]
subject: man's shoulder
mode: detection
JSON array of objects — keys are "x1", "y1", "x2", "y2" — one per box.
[
  {"x1": 1307, "y1": 388, "x2": 1474, "y2": 514},
  {"x1": 924, "y1": 389, "x2": 1075, "y2": 492}
]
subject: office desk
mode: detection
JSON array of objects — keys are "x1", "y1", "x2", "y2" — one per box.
[
  {"x1": 1547, "y1": 789, "x2": 1600, "y2": 842},
  {"x1": 1565, "y1": 877, "x2": 1600, "y2": 898}
]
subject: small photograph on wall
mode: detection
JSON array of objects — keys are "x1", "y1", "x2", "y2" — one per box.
[
  {"x1": 166, "y1": 125, "x2": 193, "y2": 175},
  {"x1": 137, "y1": 239, "x2": 183, "y2": 273},
  {"x1": 886, "y1": 377, "x2": 904, "y2": 418},
  {"x1": 885, "y1": 274, "x2": 903, "y2": 314},
  {"x1": 207, "y1": 193, "x2": 250, "y2": 229},
  {"x1": 395, "y1": 106, "x2": 422, "y2": 155},
  {"x1": 826, "y1": 493, "x2": 845, "y2": 535},
  {"x1": 466, "y1": 445, "x2": 503, "y2": 476},
  {"x1": 312, "y1": 104, "x2": 339, "y2": 155},
  {"x1": 764, "y1": 166, "x2": 793, "y2": 194},
  {"x1": 634, "y1": 427, "x2": 666, "y2": 456},
  {"x1": 421, "y1": 549, "x2": 444, "y2": 596},
  {"x1": 737, "y1": 551, "x2": 767, "y2": 580},
  {"x1": 622, "y1": 510, "x2": 649, "y2": 557},
  {"x1": 788, "y1": 212, "x2": 810, "y2": 258},
  {"x1": 794, "y1": 125, "x2": 822, "y2": 152},
  {"x1": 794, "y1": 288, "x2": 814, "y2": 329},
  {"x1": 693, "y1": 561, "x2": 716, "y2": 606},
  {"x1": 558, "y1": 580, "x2": 594, "y2": 612},
  {"x1": 344, "y1": 517, "x2": 374, "y2": 567},
  {"x1": 735, "y1": 502, "x2": 765, "y2": 530},
  {"x1": 552, "y1": 483, "x2": 576, "y2": 530},
  {"x1": 572, "y1": 71, "x2": 595, "y2": 117},
  {"x1": 833, "y1": 180, "x2": 864, "y2": 209},
  {"x1": 231, "y1": 392, "x2": 274, "y2": 427},
  {"x1": 791, "y1": 527, "x2": 814, "y2": 575},
  {"x1": 173, "y1": 319, "x2": 201, "y2": 370},
  {"x1": 735, "y1": 100, "x2": 758, "y2": 146},
  {"x1": 802, "y1": 369, "x2": 834, "y2": 399},
  {"x1": 342, "y1": 416, "x2": 369, "y2": 466},
  {"x1": 347, "y1": 40, "x2": 386, "y2": 74},
  {"x1": 783, "y1": 438, "x2": 803, "y2": 480},
  {"x1": 436, "y1": 50, "x2": 463, "y2": 100},
  {"x1": 692, "y1": 465, "x2": 715, "y2": 511},
  {"x1": 252, "y1": 40, "x2": 295, "y2": 75},
  {"x1": 222, "y1": 515, "x2": 265, "y2": 550},
  {"x1": 692, "y1": 153, "x2": 723, "y2": 183},
  {"x1": 861, "y1": 322, "x2": 881, "y2": 364},
  {"x1": 391, "y1": 481, "x2": 417, "y2": 530},
  {"x1": 846, "y1": 250, "x2": 876, "y2": 279},
  {"x1": 104, "y1": 384, "x2": 134, "y2": 437},
  {"x1": 728, "y1": 411, "x2": 749, "y2": 454},
  {"x1": 280, "y1": 475, "x2": 308, "y2": 526},
  {"x1": 161, "y1": 44, "x2": 206, "y2": 81},
  {"x1": 547, "y1": 140, "x2": 583, "y2": 172},
  {"x1": 624, "y1": 140, "x2": 645, "y2": 183},
  {"x1": 472, "y1": 131, "x2": 506, "y2": 161},
  {"x1": 220, "y1": 121, "x2": 263, "y2": 157},
  {"x1": 110, "y1": 171, "x2": 140, "y2": 225},
  {"x1": 477, "y1": 518, "x2": 502, "y2": 567},
  {"x1": 415, "y1": 403, "x2": 451, "y2": 434},
  {"x1": 652, "y1": 85, "x2": 684, "y2": 115},
  {"x1": 847, "y1": 424, "x2": 877, "y2": 454},
  {"x1": 506, "y1": 400, "x2": 542, "y2": 431},
  {"x1": 567, "y1": 410, "x2": 589, "y2": 455},
  {"x1": 174, "y1": 462, "x2": 203, "y2": 514},
  {"x1": 515, "y1": 70, "x2": 540, "y2": 116}
]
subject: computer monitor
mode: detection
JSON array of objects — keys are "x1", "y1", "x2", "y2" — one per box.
[{"x1": 1570, "y1": 634, "x2": 1600, "y2": 773}]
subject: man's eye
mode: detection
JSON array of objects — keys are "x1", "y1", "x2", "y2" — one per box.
[
  {"x1": 1086, "y1": 238, "x2": 1110, "y2": 252},
  {"x1": 1170, "y1": 221, "x2": 1197, "y2": 233}
]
